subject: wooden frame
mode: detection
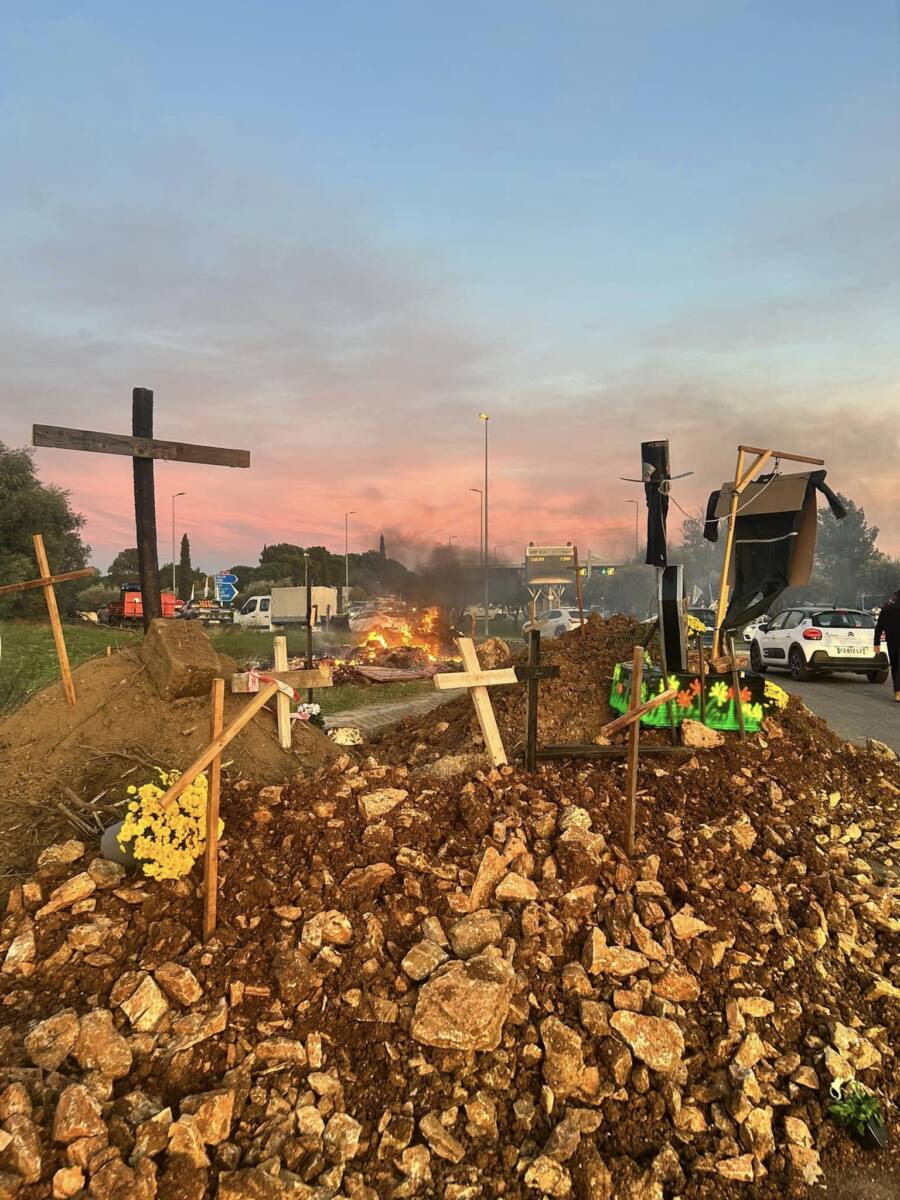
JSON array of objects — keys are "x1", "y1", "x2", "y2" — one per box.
[{"x1": 712, "y1": 444, "x2": 824, "y2": 657}]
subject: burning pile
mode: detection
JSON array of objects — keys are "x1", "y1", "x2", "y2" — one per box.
[
  {"x1": 1, "y1": 701, "x2": 898, "y2": 1197},
  {"x1": 349, "y1": 608, "x2": 459, "y2": 673}
]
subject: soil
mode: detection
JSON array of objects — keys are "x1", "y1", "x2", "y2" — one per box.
[{"x1": 0, "y1": 646, "x2": 341, "y2": 892}]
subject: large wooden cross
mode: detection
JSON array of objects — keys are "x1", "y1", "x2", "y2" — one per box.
[
  {"x1": 435, "y1": 636, "x2": 559, "y2": 769},
  {"x1": 33, "y1": 389, "x2": 250, "y2": 630},
  {"x1": 0, "y1": 534, "x2": 97, "y2": 706}
]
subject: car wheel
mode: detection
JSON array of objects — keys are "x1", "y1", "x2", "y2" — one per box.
[
  {"x1": 749, "y1": 641, "x2": 766, "y2": 674},
  {"x1": 867, "y1": 669, "x2": 890, "y2": 684},
  {"x1": 789, "y1": 647, "x2": 810, "y2": 682}
]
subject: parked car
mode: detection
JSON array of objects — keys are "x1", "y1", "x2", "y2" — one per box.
[
  {"x1": 742, "y1": 615, "x2": 770, "y2": 643},
  {"x1": 749, "y1": 607, "x2": 889, "y2": 682},
  {"x1": 522, "y1": 608, "x2": 584, "y2": 638},
  {"x1": 348, "y1": 607, "x2": 409, "y2": 634}
]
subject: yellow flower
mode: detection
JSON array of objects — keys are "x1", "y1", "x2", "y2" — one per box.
[{"x1": 117, "y1": 767, "x2": 218, "y2": 880}]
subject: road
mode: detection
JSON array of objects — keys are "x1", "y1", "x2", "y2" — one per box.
[{"x1": 755, "y1": 668, "x2": 899, "y2": 753}]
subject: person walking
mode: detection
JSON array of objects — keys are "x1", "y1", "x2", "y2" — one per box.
[{"x1": 874, "y1": 589, "x2": 900, "y2": 702}]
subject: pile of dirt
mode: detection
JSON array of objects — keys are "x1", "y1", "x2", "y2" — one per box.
[
  {"x1": 0, "y1": 644, "x2": 341, "y2": 891},
  {"x1": 1, "y1": 700, "x2": 898, "y2": 1198},
  {"x1": 372, "y1": 615, "x2": 651, "y2": 765}
]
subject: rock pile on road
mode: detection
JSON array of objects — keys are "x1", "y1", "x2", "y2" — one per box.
[{"x1": 1, "y1": 696, "x2": 898, "y2": 1197}]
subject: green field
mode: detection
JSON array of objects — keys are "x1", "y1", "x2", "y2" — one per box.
[{"x1": 0, "y1": 621, "x2": 432, "y2": 716}]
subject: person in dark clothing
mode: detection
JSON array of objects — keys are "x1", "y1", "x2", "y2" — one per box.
[{"x1": 874, "y1": 589, "x2": 900, "y2": 701}]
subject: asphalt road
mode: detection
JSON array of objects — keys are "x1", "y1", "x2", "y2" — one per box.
[{"x1": 753, "y1": 666, "x2": 899, "y2": 753}]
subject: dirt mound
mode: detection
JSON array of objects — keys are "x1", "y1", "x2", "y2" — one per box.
[
  {"x1": 372, "y1": 615, "x2": 662, "y2": 765},
  {"x1": 0, "y1": 645, "x2": 340, "y2": 890},
  {"x1": 1, "y1": 705, "x2": 898, "y2": 1197}
]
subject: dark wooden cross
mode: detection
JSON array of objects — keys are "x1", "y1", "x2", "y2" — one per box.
[
  {"x1": 519, "y1": 630, "x2": 560, "y2": 771},
  {"x1": 33, "y1": 389, "x2": 250, "y2": 629}
]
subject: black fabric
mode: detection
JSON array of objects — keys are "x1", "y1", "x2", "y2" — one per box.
[
  {"x1": 874, "y1": 599, "x2": 900, "y2": 646},
  {"x1": 808, "y1": 470, "x2": 847, "y2": 520},
  {"x1": 722, "y1": 510, "x2": 799, "y2": 630},
  {"x1": 887, "y1": 640, "x2": 900, "y2": 691},
  {"x1": 645, "y1": 481, "x2": 669, "y2": 567},
  {"x1": 703, "y1": 490, "x2": 721, "y2": 543}
]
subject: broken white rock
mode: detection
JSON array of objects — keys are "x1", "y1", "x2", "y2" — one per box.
[
  {"x1": 609, "y1": 1011, "x2": 684, "y2": 1074},
  {"x1": 412, "y1": 952, "x2": 515, "y2": 1051}
]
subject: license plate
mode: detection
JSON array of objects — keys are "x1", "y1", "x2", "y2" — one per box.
[{"x1": 835, "y1": 646, "x2": 868, "y2": 656}]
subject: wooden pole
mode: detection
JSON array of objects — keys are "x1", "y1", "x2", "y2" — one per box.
[
  {"x1": 159, "y1": 682, "x2": 279, "y2": 809},
  {"x1": 202, "y1": 678, "x2": 225, "y2": 942},
  {"x1": 306, "y1": 582, "x2": 314, "y2": 704},
  {"x1": 273, "y1": 636, "x2": 291, "y2": 750},
  {"x1": 0, "y1": 566, "x2": 96, "y2": 596},
  {"x1": 573, "y1": 546, "x2": 585, "y2": 637},
  {"x1": 696, "y1": 633, "x2": 707, "y2": 725},
  {"x1": 32, "y1": 534, "x2": 77, "y2": 708},
  {"x1": 625, "y1": 645, "x2": 644, "y2": 857},
  {"x1": 525, "y1": 629, "x2": 540, "y2": 772},
  {"x1": 132, "y1": 388, "x2": 162, "y2": 630},
  {"x1": 729, "y1": 636, "x2": 746, "y2": 740}
]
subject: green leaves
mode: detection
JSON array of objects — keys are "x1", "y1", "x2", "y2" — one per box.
[{"x1": 829, "y1": 1082, "x2": 883, "y2": 1136}]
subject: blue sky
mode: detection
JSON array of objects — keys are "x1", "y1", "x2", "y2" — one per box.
[{"x1": 2, "y1": 2, "x2": 898, "y2": 567}]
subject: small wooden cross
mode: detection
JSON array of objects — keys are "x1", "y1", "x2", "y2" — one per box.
[
  {"x1": 598, "y1": 646, "x2": 678, "y2": 856},
  {"x1": 33, "y1": 389, "x2": 250, "y2": 630},
  {"x1": 521, "y1": 630, "x2": 561, "y2": 771},
  {"x1": 0, "y1": 534, "x2": 98, "y2": 706},
  {"x1": 231, "y1": 635, "x2": 332, "y2": 751}
]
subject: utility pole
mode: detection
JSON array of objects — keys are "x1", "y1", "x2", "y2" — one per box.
[
  {"x1": 479, "y1": 414, "x2": 490, "y2": 638},
  {"x1": 344, "y1": 511, "x2": 355, "y2": 609}
]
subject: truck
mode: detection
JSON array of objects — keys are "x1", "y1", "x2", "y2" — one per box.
[
  {"x1": 233, "y1": 586, "x2": 339, "y2": 631},
  {"x1": 104, "y1": 584, "x2": 183, "y2": 626}
]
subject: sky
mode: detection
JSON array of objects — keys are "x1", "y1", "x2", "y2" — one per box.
[{"x1": 2, "y1": 1, "x2": 899, "y2": 574}]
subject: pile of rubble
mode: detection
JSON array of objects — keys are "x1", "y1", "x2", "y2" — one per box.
[{"x1": 1, "y1": 689, "x2": 898, "y2": 1197}]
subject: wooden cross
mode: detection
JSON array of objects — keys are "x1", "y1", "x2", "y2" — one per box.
[
  {"x1": 0, "y1": 534, "x2": 98, "y2": 706},
  {"x1": 521, "y1": 630, "x2": 561, "y2": 771},
  {"x1": 598, "y1": 646, "x2": 678, "y2": 856},
  {"x1": 434, "y1": 636, "x2": 559, "y2": 769},
  {"x1": 33, "y1": 389, "x2": 250, "y2": 630},
  {"x1": 231, "y1": 634, "x2": 332, "y2": 751}
]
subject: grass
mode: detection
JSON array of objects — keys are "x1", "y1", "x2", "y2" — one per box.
[
  {"x1": 209, "y1": 625, "x2": 349, "y2": 662},
  {"x1": 0, "y1": 621, "x2": 139, "y2": 713},
  {"x1": 0, "y1": 621, "x2": 433, "y2": 717}
]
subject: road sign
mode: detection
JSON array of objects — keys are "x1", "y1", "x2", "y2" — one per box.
[
  {"x1": 215, "y1": 573, "x2": 238, "y2": 603},
  {"x1": 216, "y1": 573, "x2": 237, "y2": 585},
  {"x1": 525, "y1": 544, "x2": 575, "y2": 585}
]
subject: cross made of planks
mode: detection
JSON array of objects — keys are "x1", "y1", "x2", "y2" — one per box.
[
  {"x1": 434, "y1": 636, "x2": 560, "y2": 768},
  {"x1": 33, "y1": 389, "x2": 250, "y2": 630},
  {"x1": 0, "y1": 534, "x2": 98, "y2": 706}
]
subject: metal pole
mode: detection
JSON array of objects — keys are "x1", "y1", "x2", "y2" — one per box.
[
  {"x1": 172, "y1": 496, "x2": 176, "y2": 595},
  {"x1": 344, "y1": 510, "x2": 355, "y2": 609},
  {"x1": 470, "y1": 488, "x2": 483, "y2": 569},
  {"x1": 479, "y1": 414, "x2": 490, "y2": 638}
]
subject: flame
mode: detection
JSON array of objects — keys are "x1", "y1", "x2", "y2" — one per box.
[{"x1": 355, "y1": 606, "x2": 446, "y2": 663}]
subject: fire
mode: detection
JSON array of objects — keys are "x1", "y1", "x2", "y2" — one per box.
[{"x1": 355, "y1": 606, "x2": 447, "y2": 663}]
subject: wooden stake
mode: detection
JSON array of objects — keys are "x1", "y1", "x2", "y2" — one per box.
[
  {"x1": 202, "y1": 677, "x2": 225, "y2": 942},
  {"x1": 573, "y1": 546, "x2": 585, "y2": 637},
  {"x1": 525, "y1": 629, "x2": 541, "y2": 772},
  {"x1": 273, "y1": 635, "x2": 291, "y2": 750},
  {"x1": 159, "y1": 682, "x2": 279, "y2": 809},
  {"x1": 600, "y1": 685, "x2": 678, "y2": 737},
  {"x1": 32, "y1": 534, "x2": 77, "y2": 707},
  {"x1": 625, "y1": 645, "x2": 644, "y2": 857},
  {"x1": 729, "y1": 636, "x2": 746, "y2": 741}
]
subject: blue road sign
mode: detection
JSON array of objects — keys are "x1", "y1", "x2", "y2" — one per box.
[
  {"x1": 216, "y1": 581, "x2": 238, "y2": 603},
  {"x1": 215, "y1": 573, "x2": 238, "y2": 585}
]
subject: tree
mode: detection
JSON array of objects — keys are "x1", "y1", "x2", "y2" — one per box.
[
  {"x1": 107, "y1": 549, "x2": 141, "y2": 586},
  {"x1": 178, "y1": 533, "x2": 193, "y2": 600},
  {"x1": 379, "y1": 533, "x2": 386, "y2": 559},
  {"x1": 814, "y1": 494, "x2": 878, "y2": 606},
  {"x1": 0, "y1": 444, "x2": 90, "y2": 617}
]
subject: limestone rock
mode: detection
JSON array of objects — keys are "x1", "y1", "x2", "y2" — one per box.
[
  {"x1": 783, "y1": 1117, "x2": 812, "y2": 1147},
  {"x1": 411, "y1": 952, "x2": 515, "y2": 1051},
  {"x1": 448, "y1": 910, "x2": 505, "y2": 959},
  {"x1": 341, "y1": 863, "x2": 396, "y2": 897},
  {"x1": 540, "y1": 1017, "x2": 586, "y2": 1100},
  {"x1": 140, "y1": 617, "x2": 228, "y2": 701},
  {"x1": 154, "y1": 962, "x2": 203, "y2": 1006},
  {"x1": 2, "y1": 926, "x2": 35, "y2": 974},
  {"x1": 168, "y1": 1117, "x2": 210, "y2": 1167},
  {"x1": 583, "y1": 929, "x2": 648, "y2": 978},
  {"x1": 401, "y1": 940, "x2": 448, "y2": 981},
  {"x1": 165, "y1": 997, "x2": 228, "y2": 1055},
  {"x1": 25, "y1": 1010, "x2": 79, "y2": 1070},
  {"x1": 476, "y1": 637, "x2": 509, "y2": 669},
  {"x1": 358, "y1": 788, "x2": 407, "y2": 821},
  {"x1": 2, "y1": 1115, "x2": 42, "y2": 1184},
  {"x1": 495, "y1": 872, "x2": 539, "y2": 902},
  {"x1": 571, "y1": 1143, "x2": 613, "y2": 1200},
  {"x1": 652, "y1": 962, "x2": 700, "y2": 1003},
  {"x1": 556, "y1": 828, "x2": 606, "y2": 886},
  {"x1": 74, "y1": 1010, "x2": 132, "y2": 1079},
  {"x1": 681, "y1": 719, "x2": 724, "y2": 749},
  {"x1": 38, "y1": 840, "x2": 86, "y2": 868},
  {"x1": 36, "y1": 873, "x2": 96, "y2": 919},
  {"x1": 609, "y1": 1012, "x2": 684, "y2": 1074},
  {"x1": 52, "y1": 1166, "x2": 84, "y2": 1198},
  {"x1": 53, "y1": 1085, "x2": 106, "y2": 1144},
  {"x1": 670, "y1": 907, "x2": 713, "y2": 939},
  {"x1": 323, "y1": 1113, "x2": 362, "y2": 1163},
  {"x1": 715, "y1": 1156, "x2": 754, "y2": 1183},
  {"x1": 740, "y1": 1107, "x2": 774, "y2": 1161},
  {"x1": 273, "y1": 950, "x2": 319, "y2": 1006},
  {"x1": 524, "y1": 1156, "x2": 571, "y2": 1197},
  {"x1": 112, "y1": 972, "x2": 169, "y2": 1032},
  {"x1": 468, "y1": 847, "x2": 507, "y2": 910},
  {"x1": 787, "y1": 1145, "x2": 823, "y2": 1185},
  {"x1": 88, "y1": 858, "x2": 126, "y2": 889},
  {"x1": 179, "y1": 1090, "x2": 234, "y2": 1144},
  {"x1": 419, "y1": 1113, "x2": 465, "y2": 1163}
]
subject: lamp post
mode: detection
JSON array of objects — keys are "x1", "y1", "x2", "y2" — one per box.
[
  {"x1": 344, "y1": 511, "x2": 355, "y2": 608},
  {"x1": 478, "y1": 414, "x2": 490, "y2": 638},
  {"x1": 469, "y1": 488, "x2": 483, "y2": 567},
  {"x1": 626, "y1": 499, "x2": 639, "y2": 558},
  {"x1": 171, "y1": 491, "x2": 186, "y2": 595}
]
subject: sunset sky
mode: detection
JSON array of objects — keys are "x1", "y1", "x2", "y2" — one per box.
[{"x1": 2, "y1": 2, "x2": 899, "y2": 573}]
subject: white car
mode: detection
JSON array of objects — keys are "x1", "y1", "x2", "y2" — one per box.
[
  {"x1": 742, "y1": 615, "x2": 770, "y2": 643},
  {"x1": 522, "y1": 608, "x2": 584, "y2": 638},
  {"x1": 749, "y1": 607, "x2": 889, "y2": 683},
  {"x1": 349, "y1": 607, "x2": 408, "y2": 634}
]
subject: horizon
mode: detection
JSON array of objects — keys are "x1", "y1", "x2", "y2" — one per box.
[{"x1": 2, "y1": 2, "x2": 898, "y2": 569}]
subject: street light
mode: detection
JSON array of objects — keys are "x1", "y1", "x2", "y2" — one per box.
[
  {"x1": 478, "y1": 414, "x2": 490, "y2": 638},
  {"x1": 469, "y1": 488, "x2": 483, "y2": 567},
  {"x1": 344, "y1": 511, "x2": 355, "y2": 605},
  {"x1": 171, "y1": 492, "x2": 186, "y2": 595},
  {"x1": 626, "y1": 499, "x2": 639, "y2": 557}
]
